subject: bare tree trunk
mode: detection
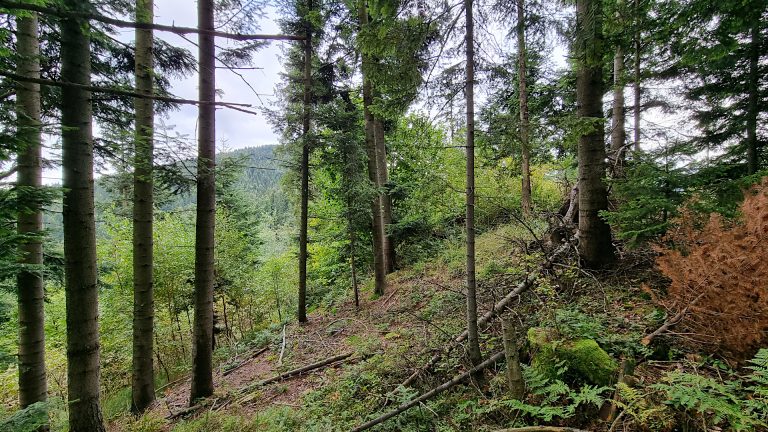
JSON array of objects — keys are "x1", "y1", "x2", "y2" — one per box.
[
  {"x1": 190, "y1": 0, "x2": 216, "y2": 403},
  {"x1": 632, "y1": 0, "x2": 641, "y2": 153},
  {"x1": 611, "y1": 43, "x2": 626, "y2": 176},
  {"x1": 517, "y1": 0, "x2": 532, "y2": 217},
  {"x1": 131, "y1": 0, "x2": 155, "y2": 413},
  {"x1": 16, "y1": 13, "x2": 47, "y2": 412},
  {"x1": 298, "y1": 0, "x2": 312, "y2": 323},
  {"x1": 746, "y1": 19, "x2": 760, "y2": 175},
  {"x1": 501, "y1": 317, "x2": 525, "y2": 399},
  {"x1": 359, "y1": 0, "x2": 387, "y2": 296},
  {"x1": 464, "y1": 0, "x2": 482, "y2": 369},
  {"x1": 576, "y1": 0, "x2": 615, "y2": 268},
  {"x1": 374, "y1": 118, "x2": 395, "y2": 271},
  {"x1": 60, "y1": 1, "x2": 106, "y2": 429}
]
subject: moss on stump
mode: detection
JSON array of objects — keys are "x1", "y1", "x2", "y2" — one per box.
[{"x1": 527, "y1": 327, "x2": 618, "y2": 386}]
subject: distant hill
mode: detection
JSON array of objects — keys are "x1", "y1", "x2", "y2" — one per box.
[{"x1": 45, "y1": 145, "x2": 290, "y2": 242}]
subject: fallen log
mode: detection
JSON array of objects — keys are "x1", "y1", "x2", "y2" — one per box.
[
  {"x1": 222, "y1": 346, "x2": 269, "y2": 376},
  {"x1": 493, "y1": 427, "x2": 589, "y2": 432},
  {"x1": 237, "y1": 351, "x2": 355, "y2": 395},
  {"x1": 402, "y1": 242, "x2": 570, "y2": 387},
  {"x1": 351, "y1": 351, "x2": 505, "y2": 432}
]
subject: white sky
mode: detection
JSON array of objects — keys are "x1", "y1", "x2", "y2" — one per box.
[{"x1": 142, "y1": 0, "x2": 286, "y2": 151}]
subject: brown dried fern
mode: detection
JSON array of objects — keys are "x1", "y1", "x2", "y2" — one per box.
[{"x1": 652, "y1": 179, "x2": 768, "y2": 360}]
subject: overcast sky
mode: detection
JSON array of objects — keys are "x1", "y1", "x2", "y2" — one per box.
[{"x1": 124, "y1": 0, "x2": 288, "y2": 151}]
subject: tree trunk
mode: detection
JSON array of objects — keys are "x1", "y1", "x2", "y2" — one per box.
[
  {"x1": 60, "y1": 1, "x2": 106, "y2": 429},
  {"x1": 131, "y1": 0, "x2": 155, "y2": 413},
  {"x1": 16, "y1": 13, "x2": 47, "y2": 412},
  {"x1": 190, "y1": 0, "x2": 216, "y2": 403},
  {"x1": 576, "y1": 0, "x2": 615, "y2": 268},
  {"x1": 632, "y1": 0, "x2": 641, "y2": 153},
  {"x1": 374, "y1": 118, "x2": 396, "y2": 271},
  {"x1": 517, "y1": 0, "x2": 532, "y2": 217},
  {"x1": 745, "y1": 19, "x2": 760, "y2": 175},
  {"x1": 359, "y1": 1, "x2": 387, "y2": 296},
  {"x1": 298, "y1": 0, "x2": 312, "y2": 323},
  {"x1": 464, "y1": 0, "x2": 483, "y2": 369},
  {"x1": 611, "y1": 43, "x2": 626, "y2": 176},
  {"x1": 501, "y1": 317, "x2": 525, "y2": 399}
]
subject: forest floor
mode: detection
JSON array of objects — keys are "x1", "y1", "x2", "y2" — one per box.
[
  {"x1": 136, "y1": 224, "x2": 543, "y2": 430},
  {"x1": 112, "y1": 222, "x2": 752, "y2": 432}
]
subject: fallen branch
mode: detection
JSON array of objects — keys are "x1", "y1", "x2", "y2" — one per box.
[
  {"x1": 492, "y1": 427, "x2": 589, "y2": 432},
  {"x1": 238, "y1": 351, "x2": 355, "y2": 394},
  {"x1": 641, "y1": 292, "x2": 705, "y2": 346},
  {"x1": 167, "y1": 398, "x2": 217, "y2": 420},
  {"x1": 351, "y1": 351, "x2": 505, "y2": 432},
  {"x1": 402, "y1": 242, "x2": 570, "y2": 387},
  {"x1": 222, "y1": 346, "x2": 269, "y2": 376}
]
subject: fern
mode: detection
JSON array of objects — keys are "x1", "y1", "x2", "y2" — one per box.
[
  {"x1": 485, "y1": 365, "x2": 611, "y2": 424},
  {"x1": 745, "y1": 349, "x2": 768, "y2": 422},
  {"x1": 0, "y1": 401, "x2": 49, "y2": 432},
  {"x1": 652, "y1": 354, "x2": 768, "y2": 432}
]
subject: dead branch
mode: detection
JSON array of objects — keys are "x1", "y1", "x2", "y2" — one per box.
[
  {"x1": 0, "y1": 0, "x2": 304, "y2": 41},
  {"x1": 238, "y1": 351, "x2": 355, "y2": 394},
  {"x1": 0, "y1": 71, "x2": 252, "y2": 109},
  {"x1": 402, "y1": 242, "x2": 571, "y2": 387},
  {"x1": 350, "y1": 351, "x2": 505, "y2": 432},
  {"x1": 222, "y1": 346, "x2": 268, "y2": 376},
  {"x1": 641, "y1": 292, "x2": 706, "y2": 346},
  {"x1": 492, "y1": 427, "x2": 589, "y2": 432}
]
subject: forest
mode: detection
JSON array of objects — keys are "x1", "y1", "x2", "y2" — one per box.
[{"x1": 0, "y1": 0, "x2": 766, "y2": 430}]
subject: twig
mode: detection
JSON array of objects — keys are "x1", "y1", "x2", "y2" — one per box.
[{"x1": 641, "y1": 292, "x2": 706, "y2": 346}]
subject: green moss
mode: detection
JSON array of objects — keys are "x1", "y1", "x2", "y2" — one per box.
[{"x1": 528, "y1": 327, "x2": 618, "y2": 386}]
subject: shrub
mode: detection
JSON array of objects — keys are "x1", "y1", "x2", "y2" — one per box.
[{"x1": 653, "y1": 179, "x2": 768, "y2": 360}]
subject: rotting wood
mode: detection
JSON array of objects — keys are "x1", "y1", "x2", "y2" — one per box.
[
  {"x1": 401, "y1": 242, "x2": 571, "y2": 387},
  {"x1": 350, "y1": 351, "x2": 505, "y2": 432},
  {"x1": 222, "y1": 346, "x2": 269, "y2": 376}
]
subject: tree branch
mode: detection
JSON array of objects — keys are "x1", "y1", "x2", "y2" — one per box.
[{"x1": 0, "y1": 0, "x2": 305, "y2": 41}]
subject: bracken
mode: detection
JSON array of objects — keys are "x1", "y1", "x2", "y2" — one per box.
[{"x1": 654, "y1": 178, "x2": 768, "y2": 361}]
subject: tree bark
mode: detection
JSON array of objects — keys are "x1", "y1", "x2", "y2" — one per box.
[
  {"x1": 298, "y1": 0, "x2": 313, "y2": 323},
  {"x1": 576, "y1": 0, "x2": 615, "y2": 268},
  {"x1": 374, "y1": 118, "x2": 396, "y2": 271},
  {"x1": 190, "y1": 0, "x2": 216, "y2": 403},
  {"x1": 359, "y1": 0, "x2": 387, "y2": 296},
  {"x1": 632, "y1": 0, "x2": 641, "y2": 153},
  {"x1": 611, "y1": 43, "x2": 626, "y2": 176},
  {"x1": 464, "y1": 0, "x2": 483, "y2": 369},
  {"x1": 745, "y1": 19, "x2": 760, "y2": 175},
  {"x1": 131, "y1": 0, "x2": 155, "y2": 413},
  {"x1": 517, "y1": 0, "x2": 532, "y2": 217},
  {"x1": 60, "y1": 1, "x2": 106, "y2": 429},
  {"x1": 501, "y1": 317, "x2": 525, "y2": 399},
  {"x1": 16, "y1": 13, "x2": 47, "y2": 411}
]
